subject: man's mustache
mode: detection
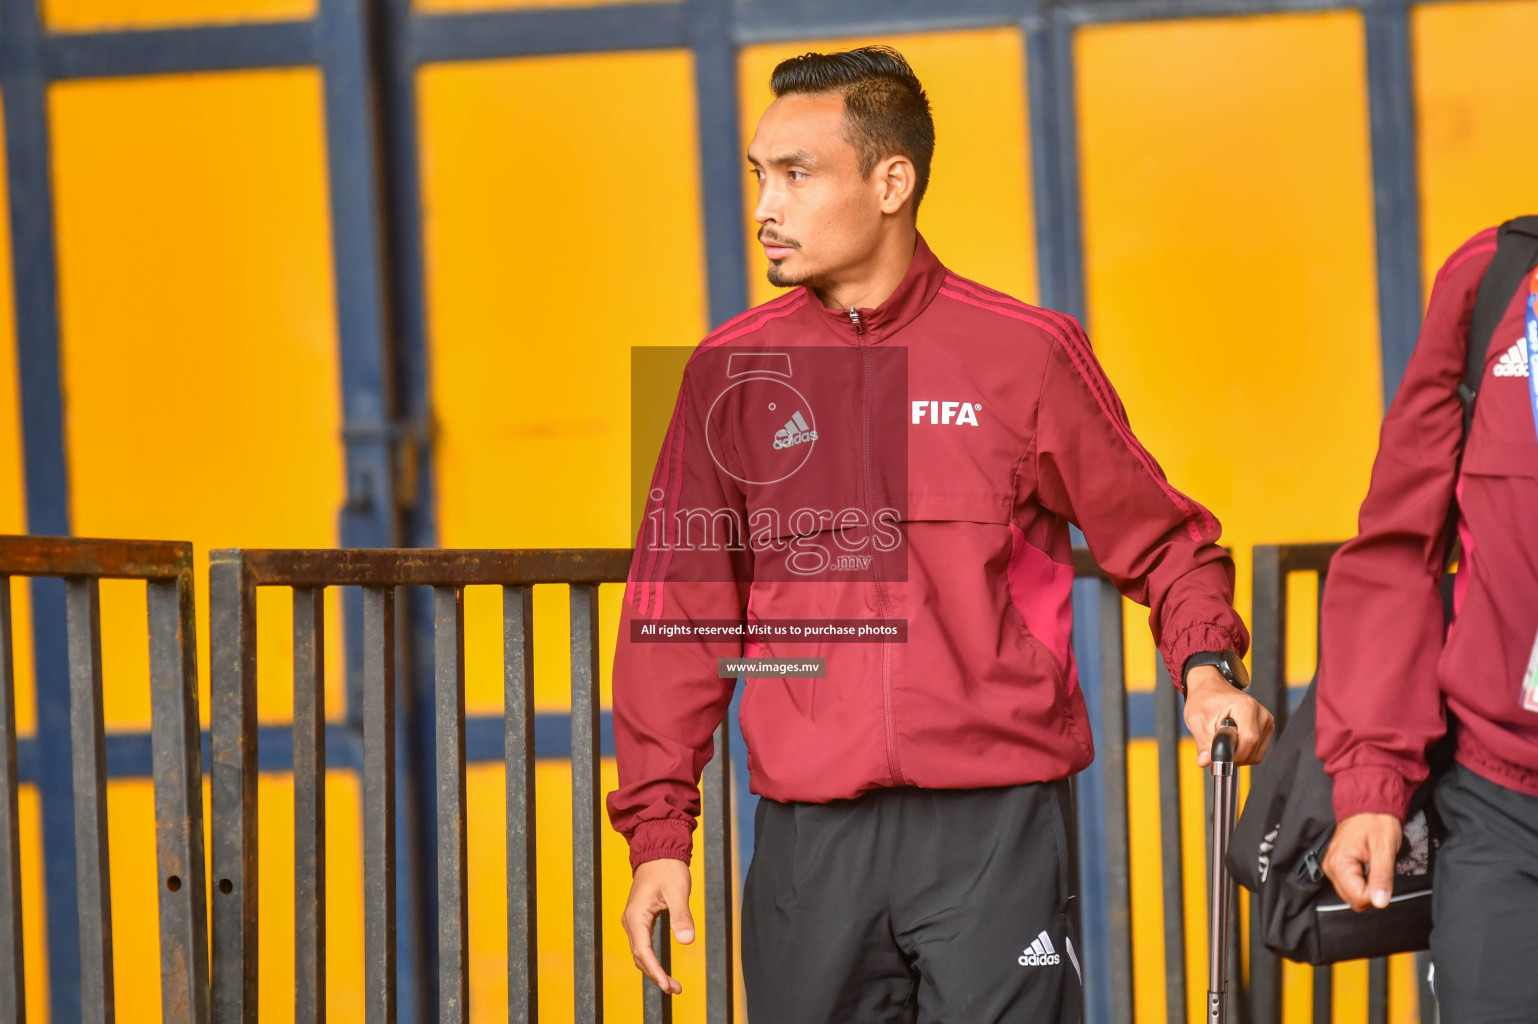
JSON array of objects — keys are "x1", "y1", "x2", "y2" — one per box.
[{"x1": 757, "y1": 227, "x2": 801, "y2": 249}]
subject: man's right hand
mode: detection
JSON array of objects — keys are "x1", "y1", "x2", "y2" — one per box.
[
  {"x1": 621, "y1": 858, "x2": 695, "y2": 994},
  {"x1": 1322, "y1": 812, "x2": 1402, "y2": 912}
]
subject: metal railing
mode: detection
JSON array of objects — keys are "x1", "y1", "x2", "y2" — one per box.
[
  {"x1": 0, "y1": 535, "x2": 210, "y2": 1024},
  {"x1": 1, "y1": 535, "x2": 1428, "y2": 1023},
  {"x1": 206, "y1": 547, "x2": 739, "y2": 1024},
  {"x1": 1070, "y1": 548, "x2": 1246, "y2": 1024},
  {"x1": 1250, "y1": 542, "x2": 1433, "y2": 1024}
]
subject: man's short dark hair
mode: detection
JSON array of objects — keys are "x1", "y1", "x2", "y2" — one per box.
[{"x1": 769, "y1": 45, "x2": 936, "y2": 213}]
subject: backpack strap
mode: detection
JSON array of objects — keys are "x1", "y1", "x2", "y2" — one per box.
[
  {"x1": 1440, "y1": 216, "x2": 1538, "y2": 581},
  {"x1": 1461, "y1": 216, "x2": 1538, "y2": 434}
]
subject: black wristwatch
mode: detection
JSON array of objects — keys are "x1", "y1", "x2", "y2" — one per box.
[{"x1": 1180, "y1": 648, "x2": 1250, "y2": 698}]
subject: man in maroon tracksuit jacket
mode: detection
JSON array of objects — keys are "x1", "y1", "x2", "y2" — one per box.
[
  {"x1": 609, "y1": 46, "x2": 1274, "y2": 1023},
  {"x1": 1319, "y1": 228, "x2": 1538, "y2": 1021}
]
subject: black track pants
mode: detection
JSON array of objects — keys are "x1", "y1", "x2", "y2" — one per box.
[
  {"x1": 1428, "y1": 764, "x2": 1538, "y2": 1023},
  {"x1": 741, "y1": 781, "x2": 1083, "y2": 1024}
]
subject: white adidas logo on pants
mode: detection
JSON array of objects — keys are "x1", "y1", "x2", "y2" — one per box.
[{"x1": 1017, "y1": 930, "x2": 1061, "y2": 967}]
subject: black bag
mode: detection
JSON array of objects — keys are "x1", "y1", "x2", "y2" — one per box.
[{"x1": 1225, "y1": 216, "x2": 1538, "y2": 965}]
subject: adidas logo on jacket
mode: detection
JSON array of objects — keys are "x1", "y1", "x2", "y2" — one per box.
[{"x1": 1493, "y1": 340, "x2": 1529, "y2": 377}]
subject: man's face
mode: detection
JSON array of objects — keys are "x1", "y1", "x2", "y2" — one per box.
[{"x1": 747, "y1": 92, "x2": 886, "y2": 290}]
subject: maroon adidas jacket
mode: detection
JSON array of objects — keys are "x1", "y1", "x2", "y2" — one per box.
[
  {"x1": 607, "y1": 234, "x2": 1248, "y2": 869},
  {"x1": 1319, "y1": 227, "x2": 1538, "y2": 822}
]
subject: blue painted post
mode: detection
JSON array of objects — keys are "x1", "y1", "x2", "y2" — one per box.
[
  {"x1": 0, "y1": 0, "x2": 82, "y2": 1016},
  {"x1": 314, "y1": 0, "x2": 428, "y2": 1016},
  {"x1": 1071, "y1": 577, "x2": 1113, "y2": 1024},
  {"x1": 690, "y1": 0, "x2": 750, "y2": 330},
  {"x1": 1363, "y1": 0, "x2": 1425, "y2": 403}
]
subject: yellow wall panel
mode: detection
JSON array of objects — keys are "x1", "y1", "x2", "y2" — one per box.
[
  {"x1": 19, "y1": 785, "x2": 47, "y2": 1024},
  {"x1": 419, "y1": 51, "x2": 705, "y2": 712},
  {"x1": 1076, "y1": 12, "x2": 1383, "y2": 1021},
  {"x1": 1413, "y1": 0, "x2": 1538, "y2": 285},
  {"x1": 737, "y1": 29, "x2": 1037, "y2": 309},
  {"x1": 257, "y1": 773, "x2": 368, "y2": 1022},
  {"x1": 50, "y1": 69, "x2": 344, "y2": 730},
  {"x1": 45, "y1": 0, "x2": 313, "y2": 31}
]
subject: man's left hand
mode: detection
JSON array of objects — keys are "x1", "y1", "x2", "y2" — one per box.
[{"x1": 1182, "y1": 666, "x2": 1274, "y2": 768}]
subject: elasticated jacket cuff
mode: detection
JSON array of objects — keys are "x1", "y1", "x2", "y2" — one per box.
[
  {"x1": 1162, "y1": 624, "x2": 1246, "y2": 690},
  {"x1": 1331, "y1": 766, "x2": 1413, "y2": 822},
  {"x1": 628, "y1": 819, "x2": 695, "y2": 872}
]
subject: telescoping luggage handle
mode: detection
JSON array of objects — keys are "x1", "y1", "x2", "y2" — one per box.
[{"x1": 1208, "y1": 717, "x2": 1240, "y2": 1024}]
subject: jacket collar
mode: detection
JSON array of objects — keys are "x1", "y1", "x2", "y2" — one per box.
[{"x1": 804, "y1": 232, "x2": 947, "y2": 343}]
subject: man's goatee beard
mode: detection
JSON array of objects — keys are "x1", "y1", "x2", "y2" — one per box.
[{"x1": 767, "y1": 264, "x2": 806, "y2": 288}]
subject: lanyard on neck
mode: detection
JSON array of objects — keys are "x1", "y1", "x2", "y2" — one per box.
[{"x1": 1527, "y1": 267, "x2": 1538, "y2": 444}]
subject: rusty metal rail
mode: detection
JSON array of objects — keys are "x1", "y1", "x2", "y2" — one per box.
[
  {"x1": 206, "y1": 546, "x2": 738, "y2": 1024},
  {"x1": 0, "y1": 535, "x2": 210, "y2": 1024},
  {"x1": 0, "y1": 536, "x2": 1421, "y2": 1024}
]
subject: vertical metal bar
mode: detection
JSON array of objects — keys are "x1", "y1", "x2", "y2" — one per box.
[
  {"x1": 315, "y1": 0, "x2": 401, "y2": 554},
  {"x1": 2, "y1": 0, "x2": 79, "y2": 984},
  {"x1": 1250, "y1": 546, "x2": 1289, "y2": 739},
  {"x1": 435, "y1": 587, "x2": 469, "y2": 1024},
  {"x1": 1024, "y1": 5, "x2": 1087, "y2": 321},
  {"x1": 294, "y1": 587, "x2": 327, "y2": 1024},
  {"x1": 570, "y1": 584, "x2": 603, "y2": 1024},
  {"x1": 1368, "y1": 957, "x2": 1389, "y2": 1024},
  {"x1": 316, "y1": 0, "x2": 423, "y2": 1005},
  {"x1": 211, "y1": 553, "x2": 258, "y2": 1024},
  {"x1": 505, "y1": 585, "x2": 538, "y2": 1024},
  {"x1": 1248, "y1": 546, "x2": 1286, "y2": 1024},
  {"x1": 1364, "y1": 0, "x2": 1425, "y2": 403},
  {"x1": 1097, "y1": 581, "x2": 1133, "y2": 1023},
  {"x1": 704, "y1": 718, "x2": 733, "y2": 1024},
  {"x1": 688, "y1": 0, "x2": 749, "y2": 328},
  {"x1": 363, "y1": 586, "x2": 398, "y2": 1024},
  {"x1": 66, "y1": 578, "x2": 113, "y2": 1023},
  {"x1": 147, "y1": 572, "x2": 211, "y2": 1024},
  {"x1": 356, "y1": 0, "x2": 445, "y2": 1006},
  {"x1": 644, "y1": 911, "x2": 673, "y2": 1024},
  {"x1": 1312, "y1": 963, "x2": 1333, "y2": 1024},
  {"x1": 1068, "y1": 573, "x2": 1113, "y2": 1024},
  {"x1": 1154, "y1": 658, "x2": 1187, "y2": 1024},
  {"x1": 0, "y1": 578, "x2": 24, "y2": 1020},
  {"x1": 26, "y1": 576, "x2": 76, "y2": 1024},
  {"x1": 1, "y1": 0, "x2": 80, "y2": 994}
]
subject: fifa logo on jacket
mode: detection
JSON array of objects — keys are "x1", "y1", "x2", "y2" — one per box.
[
  {"x1": 772, "y1": 410, "x2": 818, "y2": 449},
  {"x1": 1017, "y1": 931, "x2": 1061, "y2": 967},
  {"x1": 912, "y1": 400, "x2": 981, "y2": 426}
]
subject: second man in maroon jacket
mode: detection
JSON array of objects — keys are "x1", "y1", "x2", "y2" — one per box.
[
  {"x1": 609, "y1": 46, "x2": 1274, "y2": 1023},
  {"x1": 1318, "y1": 226, "x2": 1538, "y2": 1021}
]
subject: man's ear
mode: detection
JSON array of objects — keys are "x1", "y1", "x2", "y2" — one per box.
[{"x1": 875, "y1": 155, "x2": 916, "y2": 216}]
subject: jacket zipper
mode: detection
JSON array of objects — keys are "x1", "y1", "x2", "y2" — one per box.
[{"x1": 854, "y1": 315, "x2": 904, "y2": 785}]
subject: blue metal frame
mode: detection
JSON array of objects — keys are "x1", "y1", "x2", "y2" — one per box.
[
  {"x1": 0, "y1": 0, "x2": 1447, "y2": 1018},
  {"x1": 1069, "y1": 579, "x2": 1117, "y2": 1024},
  {"x1": 0, "y1": 0, "x2": 82, "y2": 1015},
  {"x1": 313, "y1": 0, "x2": 438, "y2": 1015},
  {"x1": 1363, "y1": 0, "x2": 1425, "y2": 401}
]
